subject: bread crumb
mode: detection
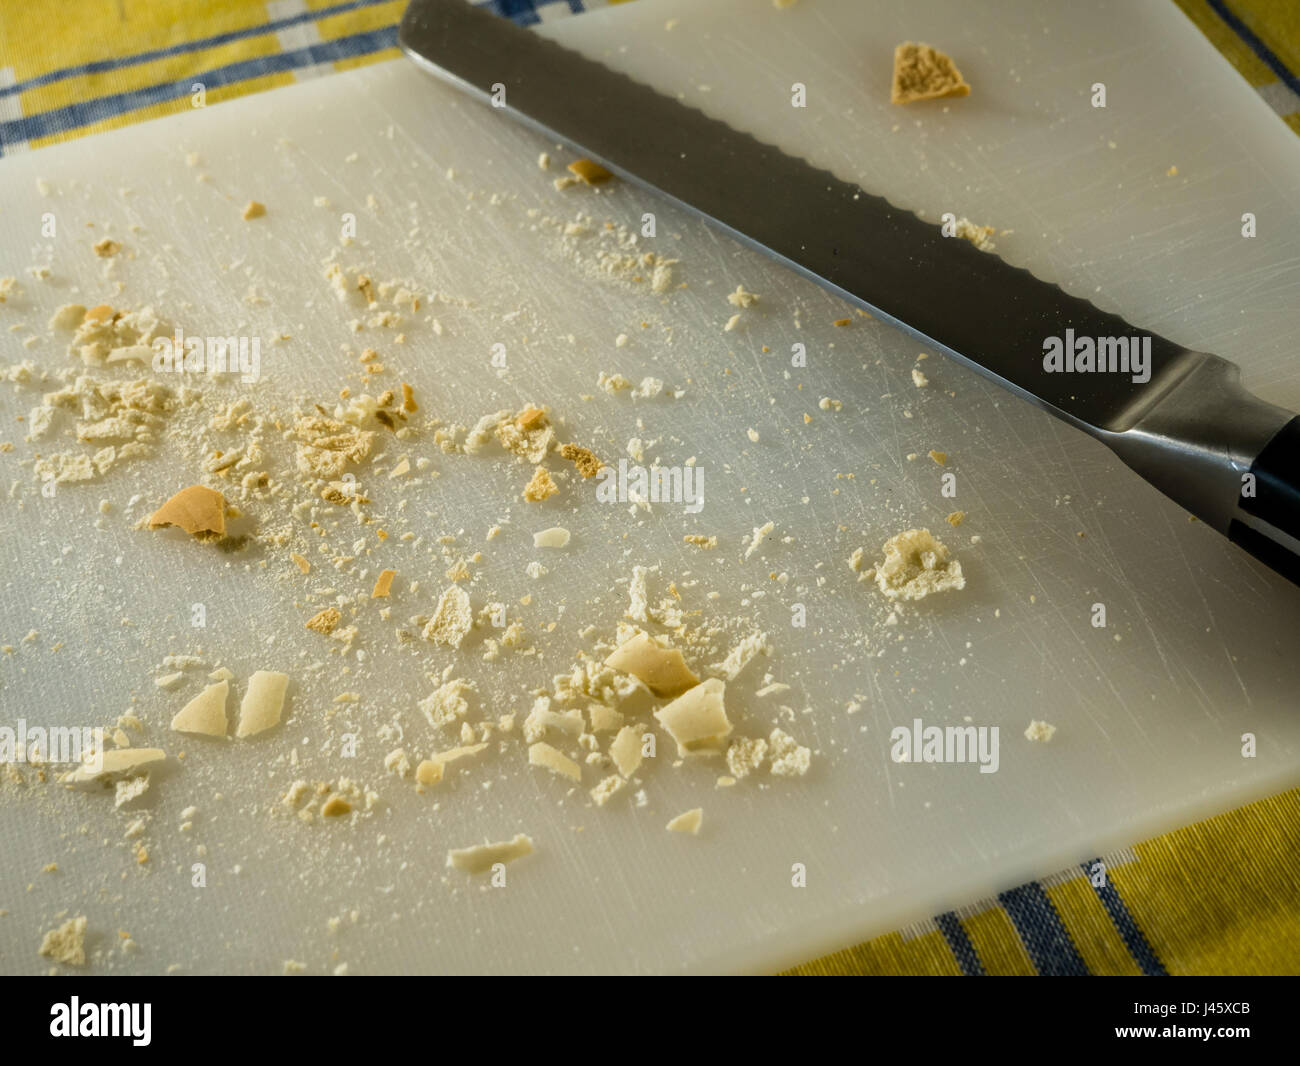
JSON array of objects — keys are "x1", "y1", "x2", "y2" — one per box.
[
  {"x1": 384, "y1": 749, "x2": 412, "y2": 778},
  {"x1": 768, "y1": 728, "x2": 811, "y2": 777},
  {"x1": 567, "y1": 159, "x2": 613, "y2": 185},
  {"x1": 418, "y1": 742, "x2": 487, "y2": 787},
  {"x1": 290, "y1": 552, "x2": 311, "y2": 574},
  {"x1": 590, "y1": 774, "x2": 624, "y2": 806},
  {"x1": 236, "y1": 670, "x2": 288, "y2": 737},
  {"x1": 560, "y1": 442, "x2": 602, "y2": 477},
  {"x1": 447, "y1": 833, "x2": 533, "y2": 874},
  {"x1": 242, "y1": 200, "x2": 267, "y2": 220},
  {"x1": 945, "y1": 511, "x2": 965, "y2": 526},
  {"x1": 48, "y1": 304, "x2": 86, "y2": 331},
  {"x1": 524, "y1": 465, "x2": 558, "y2": 501},
  {"x1": 419, "y1": 677, "x2": 474, "y2": 728},
  {"x1": 666, "y1": 808, "x2": 703, "y2": 835},
  {"x1": 744, "y1": 520, "x2": 775, "y2": 560},
  {"x1": 891, "y1": 42, "x2": 970, "y2": 105},
  {"x1": 170, "y1": 681, "x2": 228, "y2": 737},
  {"x1": 683, "y1": 534, "x2": 717, "y2": 549},
  {"x1": 709, "y1": 631, "x2": 768, "y2": 681},
  {"x1": 532, "y1": 526, "x2": 570, "y2": 549},
  {"x1": 371, "y1": 569, "x2": 396, "y2": 598},
  {"x1": 605, "y1": 630, "x2": 699, "y2": 697},
  {"x1": 321, "y1": 795, "x2": 352, "y2": 817},
  {"x1": 726, "y1": 737, "x2": 769, "y2": 779},
  {"x1": 626, "y1": 564, "x2": 650, "y2": 622},
  {"x1": 114, "y1": 775, "x2": 150, "y2": 808},
  {"x1": 912, "y1": 368, "x2": 930, "y2": 388},
  {"x1": 598, "y1": 371, "x2": 632, "y2": 394},
  {"x1": 873, "y1": 528, "x2": 965, "y2": 601},
  {"x1": 64, "y1": 748, "x2": 165, "y2": 785},
  {"x1": 148, "y1": 485, "x2": 226, "y2": 538},
  {"x1": 951, "y1": 217, "x2": 996, "y2": 252},
  {"x1": 38, "y1": 915, "x2": 87, "y2": 965},
  {"x1": 1025, "y1": 720, "x2": 1057, "y2": 743},
  {"x1": 727, "y1": 285, "x2": 759, "y2": 308},
  {"x1": 928, "y1": 449, "x2": 947, "y2": 465},
  {"x1": 423, "y1": 584, "x2": 472, "y2": 648},
  {"x1": 609, "y1": 724, "x2": 646, "y2": 777},
  {"x1": 305, "y1": 607, "x2": 342, "y2": 635},
  {"x1": 529, "y1": 741, "x2": 582, "y2": 781},
  {"x1": 588, "y1": 703, "x2": 625, "y2": 734},
  {"x1": 655, "y1": 678, "x2": 731, "y2": 757}
]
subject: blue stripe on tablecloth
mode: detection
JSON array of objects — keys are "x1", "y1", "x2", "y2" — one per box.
[
  {"x1": 481, "y1": 0, "x2": 584, "y2": 26},
  {"x1": 997, "y1": 883, "x2": 1091, "y2": 976},
  {"x1": 1082, "y1": 859, "x2": 1169, "y2": 976},
  {"x1": 0, "y1": 0, "x2": 394, "y2": 101},
  {"x1": 0, "y1": 26, "x2": 399, "y2": 150},
  {"x1": 1208, "y1": 0, "x2": 1300, "y2": 95},
  {"x1": 935, "y1": 912, "x2": 986, "y2": 976}
]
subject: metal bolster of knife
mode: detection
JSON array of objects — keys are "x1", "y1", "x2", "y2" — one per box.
[
  {"x1": 1230, "y1": 416, "x2": 1300, "y2": 584},
  {"x1": 1102, "y1": 354, "x2": 1300, "y2": 580}
]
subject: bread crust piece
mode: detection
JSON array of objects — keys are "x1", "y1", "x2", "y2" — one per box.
[{"x1": 891, "y1": 42, "x2": 970, "y2": 105}]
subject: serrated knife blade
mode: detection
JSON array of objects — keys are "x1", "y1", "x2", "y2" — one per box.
[{"x1": 399, "y1": 0, "x2": 1300, "y2": 587}]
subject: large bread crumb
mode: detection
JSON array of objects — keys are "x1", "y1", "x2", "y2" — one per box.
[
  {"x1": 419, "y1": 677, "x2": 475, "y2": 728},
  {"x1": 423, "y1": 584, "x2": 472, "y2": 648},
  {"x1": 236, "y1": 670, "x2": 288, "y2": 737},
  {"x1": 768, "y1": 728, "x2": 811, "y2": 777},
  {"x1": 873, "y1": 528, "x2": 965, "y2": 601},
  {"x1": 655, "y1": 678, "x2": 732, "y2": 757},
  {"x1": 524, "y1": 465, "x2": 558, "y2": 501},
  {"x1": 726, "y1": 736, "x2": 769, "y2": 779},
  {"x1": 39, "y1": 915, "x2": 88, "y2": 965},
  {"x1": 604, "y1": 630, "x2": 699, "y2": 697},
  {"x1": 170, "y1": 681, "x2": 229, "y2": 737},
  {"x1": 891, "y1": 42, "x2": 970, "y2": 105}
]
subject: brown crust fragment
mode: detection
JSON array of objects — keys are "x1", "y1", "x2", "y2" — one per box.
[
  {"x1": 560, "y1": 442, "x2": 603, "y2": 478},
  {"x1": 891, "y1": 42, "x2": 970, "y2": 105},
  {"x1": 148, "y1": 485, "x2": 227, "y2": 538},
  {"x1": 305, "y1": 607, "x2": 342, "y2": 635}
]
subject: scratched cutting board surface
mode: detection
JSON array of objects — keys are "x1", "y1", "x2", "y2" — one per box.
[{"x1": 1, "y1": 0, "x2": 1299, "y2": 975}]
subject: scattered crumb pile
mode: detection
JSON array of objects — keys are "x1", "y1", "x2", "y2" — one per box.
[
  {"x1": 891, "y1": 42, "x2": 970, "y2": 105},
  {"x1": 0, "y1": 139, "x2": 1000, "y2": 971}
]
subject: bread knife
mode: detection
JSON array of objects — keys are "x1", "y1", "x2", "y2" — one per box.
[{"x1": 398, "y1": 0, "x2": 1300, "y2": 587}]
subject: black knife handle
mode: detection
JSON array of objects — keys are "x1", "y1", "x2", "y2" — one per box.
[{"x1": 1229, "y1": 417, "x2": 1300, "y2": 585}]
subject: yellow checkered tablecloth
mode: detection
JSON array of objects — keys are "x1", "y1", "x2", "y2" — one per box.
[{"x1": 1, "y1": 0, "x2": 1297, "y2": 975}]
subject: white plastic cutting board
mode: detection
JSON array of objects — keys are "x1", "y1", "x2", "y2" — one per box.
[{"x1": 1, "y1": 0, "x2": 1299, "y2": 975}]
